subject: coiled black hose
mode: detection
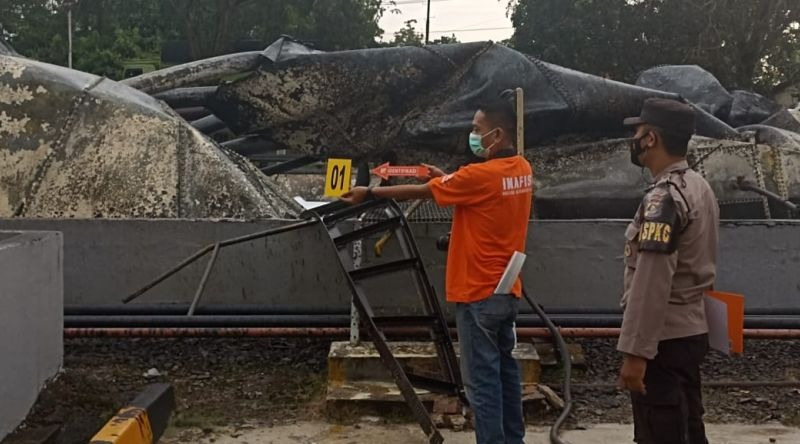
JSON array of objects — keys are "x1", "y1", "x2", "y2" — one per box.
[{"x1": 523, "y1": 287, "x2": 573, "y2": 444}]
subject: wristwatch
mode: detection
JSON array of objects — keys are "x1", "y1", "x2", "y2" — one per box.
[{"x1": 365, "y1": 187, "x2": 376, "y2": 201}]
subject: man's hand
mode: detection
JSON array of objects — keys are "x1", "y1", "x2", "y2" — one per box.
[
  {"x1": 422, "y1": 163, "x2": 445, "y2": 180},
  {"x1": 340, "y1": 186, "x2": 370, "y2": 206},
  {"x1": 617, "y1": 354, "x2": 648, "y2": 394}
]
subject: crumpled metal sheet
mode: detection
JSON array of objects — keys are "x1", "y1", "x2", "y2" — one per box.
[
  {"x1": 121, "y1": 37, "x2": 324, "y2": 95},
  {"x1": 207, "y1": 42, "x2": 745, "y2": 161},
  {"x1": 637, "y1": 65, "x2": 734, "y2": 120},
  {"x1": 195, "y1": 41, "x2": 797, "y2": 218},
  {"x1": 0, "y1": 54, "x2": 299, "y2": 219},
  {"x1": 0, "y1": 39, "x2": 17, "y2": 57},
  {"x1": 729, "y1": 90, "x2": 783, "y2": 128},
  {"x1": 531, "y1": 136, "x2": 800, "y2": 219},
  {"x1": 120, "y1": 51, "x2": 265, "y2": 95}
]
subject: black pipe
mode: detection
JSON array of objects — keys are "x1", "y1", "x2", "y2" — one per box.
[
  {"x1": 62, "y1": 312, "x2": 800, "y2": 329},
  {"x1": 261, "y1": 156, "x2": 318, "y2": 176},
  {"x1": 187, "y1": 242, "x2": 221, "y2": 316},
  {"x1": 523, "y1": 307, "x2": 800, "y2": 316},
  {"x1": 122, "y1": 219, "x2": 317, "y2": 304},
  {"x1": 64, "y1": 315, "x2": 352, "y2": 328},
  {"x1": 64, "y1": 304, "x2": 800, "y2": 317},
  {"x1": 523, "y1": 288, "x2": 572, "y2": 444},
  {"x1": 735, "y1": 177, "x2": 798, "y2": 215},
  {"x1": 190, "y1": 114, "x2": 227, "y2": 134},
  {"x1": 154, "y1": 86, "x2": 218, "y2": 108},
  {"x1": 174, "y1": 106, "x2": 211, "y2": 121},
  {"x1": 518, "y1": 314, "x2": 800, "y2": 329},
  {"x1": 220, "y1": 135, "x2": 280, "y2": 155},
  {"x1": 65, "y1": 305, "x2": 349, "y2": 316}
]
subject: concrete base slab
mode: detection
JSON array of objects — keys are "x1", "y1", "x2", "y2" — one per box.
[
  {"x1": 161, "y1": 422, "x2": 800, "y2": 444},
  {"x1": 327, "y1": 341, "x2": 540, "y2": 387},
  {"x1": 326, "y1": 341, "x2": 544, "y2": 420},
  {"x1": 326, "y1": 380, "x2": 546, "y2": 404},
  {"x1": 534, "y1": 341, "x2": 586, "y2": 368}
]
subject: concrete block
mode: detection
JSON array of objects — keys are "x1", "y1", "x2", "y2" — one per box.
[
  {"x1": 327, "y1": 341, "x2": 540, "y2": 406},
  {"x1": 432, "y1": 396, "x2": 461, "y2": 415},
  {"x1": 89, "y1": 383, "x2": 175, "y2": 444},
  {"x1": 0, "y1": 231, "x2": 63, "y2": 441},
  {"x1": 534, "y1": 341, "x2": 586, "y2": 368},
  {"x1": 328, "y1": 341, "x2": 540, "y2": 386}
]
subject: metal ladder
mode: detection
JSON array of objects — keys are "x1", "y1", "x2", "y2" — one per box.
[{"x1": 305, "y1": 198, "x2": 465, "y2": 444}]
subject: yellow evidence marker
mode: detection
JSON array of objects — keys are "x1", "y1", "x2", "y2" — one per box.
[{"x1": 324, "y1": 158, "x2": 352, "y2": 197}]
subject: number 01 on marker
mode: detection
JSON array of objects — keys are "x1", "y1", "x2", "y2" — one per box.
[{"x1": 324, "y1": 158, "x2": 352, "y2": 197}]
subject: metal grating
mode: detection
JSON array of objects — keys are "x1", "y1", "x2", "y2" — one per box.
[
  {"x1": 362, "y1": 200, "x2": 536, "y2": 223},
  {"x1": 361, "y1": 200, "x2": 453, "y2": 223}
]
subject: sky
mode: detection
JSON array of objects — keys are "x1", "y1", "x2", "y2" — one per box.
[{"x1": 378, "y1": 0, "x2": 514, "y2": 43}]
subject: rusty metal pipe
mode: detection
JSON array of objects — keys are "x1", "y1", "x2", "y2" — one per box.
[
  {"x1": 122, "y1": 219, "x2": 316, "y2": 304},
  {"x1": 63, "y1": 327, "x2": 800, "y2": 339},
  {"x1": 187, "y1": 242, "x2": 221, "y2": 316}
]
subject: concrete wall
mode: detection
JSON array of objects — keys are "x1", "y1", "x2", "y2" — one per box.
[
  {"x1": 0, "y1": 219, "x2": 353, "y2": 309},
  {"x1": 0, "y1": 219, "x2": 797, "y2": 313},
  {"x1": 0, "y1": 231, "x2": 63, "y2": 440},
  {"x1": 381, "y1": 220, "x2": 800, "y2": 313}
]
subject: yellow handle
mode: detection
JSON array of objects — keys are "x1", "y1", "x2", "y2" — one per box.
[{"x1": 374, "y1": 199, "x2": 424, "y2": 256}]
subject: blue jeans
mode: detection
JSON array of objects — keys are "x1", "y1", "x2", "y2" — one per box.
[{"x1": 456, "y1": 293, "x2": 525, "y2": 444}]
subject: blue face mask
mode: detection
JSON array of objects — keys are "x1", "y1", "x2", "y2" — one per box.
[{"x1": 468, "y1": 128, "x2": 499, "y2": 158}]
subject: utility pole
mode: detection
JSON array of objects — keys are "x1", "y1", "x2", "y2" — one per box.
[
  {"x1": 64, "y1": 0, "x2": 80, "y2": 69},
  {"x1": 67, "y1": 5, "x2": 73, "y2": 68},
  {"x1": 424, "y1": 0, "x2": 430, "y2": 44}
]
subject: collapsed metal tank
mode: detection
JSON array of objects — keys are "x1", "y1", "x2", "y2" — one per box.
[
  {"x1": 2, "y1": 38, "x2": 798, "y2": 219},
  {"x1": 0, "y1": 52, "x2": 298, "y2": 218}
]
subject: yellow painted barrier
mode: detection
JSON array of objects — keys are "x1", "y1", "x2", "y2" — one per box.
[{"x1": 89, "y1": 384, "x2": 173, "y2": 444}]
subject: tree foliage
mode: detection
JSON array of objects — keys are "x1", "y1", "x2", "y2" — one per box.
[
  {"x1": 431, "y1": 34, "x2": 459, "y2": 44},
  {"x1": 0, "y1": 0, "x2": 391, "y2": 77},
  {"x1": 508, "y1": 0, "x2": 800, "y2": 93},
  {"x1": 392, "y1": 19, "x2": 424, "y2": 46},
  {"x1": 164, "y1": 0, "x2": 387, "y2": 57},
  {"x1": 389, "y1": 19, "x2": 460, "y2": 47}
]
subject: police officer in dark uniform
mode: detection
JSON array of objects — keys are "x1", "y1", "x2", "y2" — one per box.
[{"x1": 617, "y1": 98, "x2": 720, "y2": 444}]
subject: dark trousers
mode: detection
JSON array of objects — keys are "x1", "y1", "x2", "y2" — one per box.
[{"x1": 631, "y1": 334, "x2": 709, "y2": 444}]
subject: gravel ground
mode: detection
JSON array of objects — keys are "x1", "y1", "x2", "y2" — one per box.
[
  {"x1": 556, "y1": 338, "x2": 800, "y2": 427},
  {"x1": 10, "y1": 337, "x2": 800, "y2": 444}
]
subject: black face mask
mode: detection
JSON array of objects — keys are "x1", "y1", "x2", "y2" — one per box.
[{"x1": 629, "y1": 135, "x2": 646, "y2": 167}]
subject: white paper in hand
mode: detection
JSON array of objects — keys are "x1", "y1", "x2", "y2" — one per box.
[{"x1": 494, "y1": 251, "x2": 527, "y2": 294}]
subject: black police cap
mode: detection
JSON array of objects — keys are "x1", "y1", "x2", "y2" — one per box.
[{"x1": 623, "y1": 98, "x2": 695, "y2": 137}]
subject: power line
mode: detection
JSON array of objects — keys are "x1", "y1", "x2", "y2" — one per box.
[
  {"x1": 430, "y1": 26, "x2": 513, "y2": 34},
  {"x1": 388, "y1": 0, "x2": 450, "y2": 4}
]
